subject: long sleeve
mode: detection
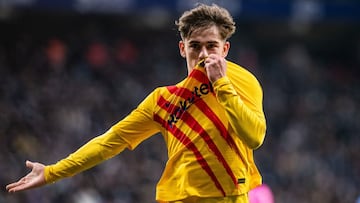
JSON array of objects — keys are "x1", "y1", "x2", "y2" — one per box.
[
  {"x1": 44, "y1": 130, "x2": 129, "y2": 183},
  {"x1": 44, "y1": 90, "x2": 161, "y2": 183},
  {"x1": 213, "y1": 70, "x2": 266, "y2": 149}
]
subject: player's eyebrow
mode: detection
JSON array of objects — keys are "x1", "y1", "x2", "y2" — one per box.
[
  {"x1": 188, "y1": 40, "x2": 219, "y2": 45},
  {"x1": 188, "y1": 40, "x2": 200, "y2": 44}
]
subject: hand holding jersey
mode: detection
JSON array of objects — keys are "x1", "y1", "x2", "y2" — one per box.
[{"x1": 203, "y1": 54, "x2": 228, "y2": 83}]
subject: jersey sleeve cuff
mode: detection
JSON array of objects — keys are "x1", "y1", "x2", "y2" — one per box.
[{"x1": 44, "y1": 165, "x2": 56, "y2": 184}]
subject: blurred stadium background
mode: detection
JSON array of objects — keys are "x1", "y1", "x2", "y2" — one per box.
[{"x1": 0, "y1": 0, "x2": 359, "y2": 202}]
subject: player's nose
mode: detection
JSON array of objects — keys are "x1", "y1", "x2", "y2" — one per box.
[{"x1": 199, "y1": 46, "x2": 208, "y2": 60}]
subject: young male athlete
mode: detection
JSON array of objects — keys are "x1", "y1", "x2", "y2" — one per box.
[{"x1": 6, "y1": 4, "x2": 266, "y2": 203}]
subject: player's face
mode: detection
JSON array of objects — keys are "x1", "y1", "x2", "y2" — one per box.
[{"x1": 179, "y1": 25, "x2": 230, "y2": 74}]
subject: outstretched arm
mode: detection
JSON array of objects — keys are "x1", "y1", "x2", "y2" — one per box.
[
  {"x1": 6, "y1": 161, "x2": 46, "y2": 193},
  {"x1": 6, "y1": 90, "x2": 159, "y2": 192}
]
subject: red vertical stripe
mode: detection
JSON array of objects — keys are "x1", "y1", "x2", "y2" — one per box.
[
  {"x1": 166, "y1": 85, "x2": 243, "y2": 160},
  {"x1": 189, "y1": 68, "x2": 208, "y2": 84},
  {"x1": 158, "y1": 96, "x2": 237, "y2": 185},
  {"x1": 153, "y1": 113, "x2": 226, "y2": 196}
]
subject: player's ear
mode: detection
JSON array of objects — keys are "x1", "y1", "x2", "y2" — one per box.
[
  {"x1": 222, "y1": 41, "x2": 230, "y2": 58},
  {"x1": 179, "y1": 41, "x2": 186, "y2": 58}
]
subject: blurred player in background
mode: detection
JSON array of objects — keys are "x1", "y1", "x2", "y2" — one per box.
[
  {"x1": 6, "y1": 3, "x2": 266, "y2": 203},
  {"x1": 249, "y1": 184, "x2": 274, "y2": 203}
]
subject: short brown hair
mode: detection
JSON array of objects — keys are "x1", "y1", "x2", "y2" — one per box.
[{"x1": 176, "y1": 4, "x2": 236, "y2": 40}]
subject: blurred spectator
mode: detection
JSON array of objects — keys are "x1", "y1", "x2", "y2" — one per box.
[
  {"x1": 85, "y1": 41, "x2": 109, "y2": 69},
  {"x1": 114, "y1": 39, "x2": 138, "y2": 66},
  {"x1": 45, "y1": 38, "x2": 68, "y2": 73}
]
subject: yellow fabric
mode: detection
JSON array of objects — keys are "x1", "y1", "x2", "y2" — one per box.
[
  {"x1": 44, "y1": 60, "x2": 266, "y2": 202},
  {"x1": 158, "y1": 193, "x2": 248, "y2": 203}
]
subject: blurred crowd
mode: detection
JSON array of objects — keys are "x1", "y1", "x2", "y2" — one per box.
[{"x1": 0, "y1": 11, "x2": 359, "y2": 203}]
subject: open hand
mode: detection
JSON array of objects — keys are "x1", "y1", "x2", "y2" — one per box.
[{"x1": 6, "y1": 160, "x2": 46, "y2": 193}]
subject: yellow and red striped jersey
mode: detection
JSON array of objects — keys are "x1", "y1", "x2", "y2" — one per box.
[{"x1": 44, "y1": 60, "x2": 266, "y2": 202}]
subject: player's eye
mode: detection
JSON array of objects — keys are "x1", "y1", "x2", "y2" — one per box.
[
  {"x1": 207, "y1": 43, "x2": 217, "y2": 49},
  {"x1": 190, "y1": 43, "x2": 200, "y2": 50}
]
